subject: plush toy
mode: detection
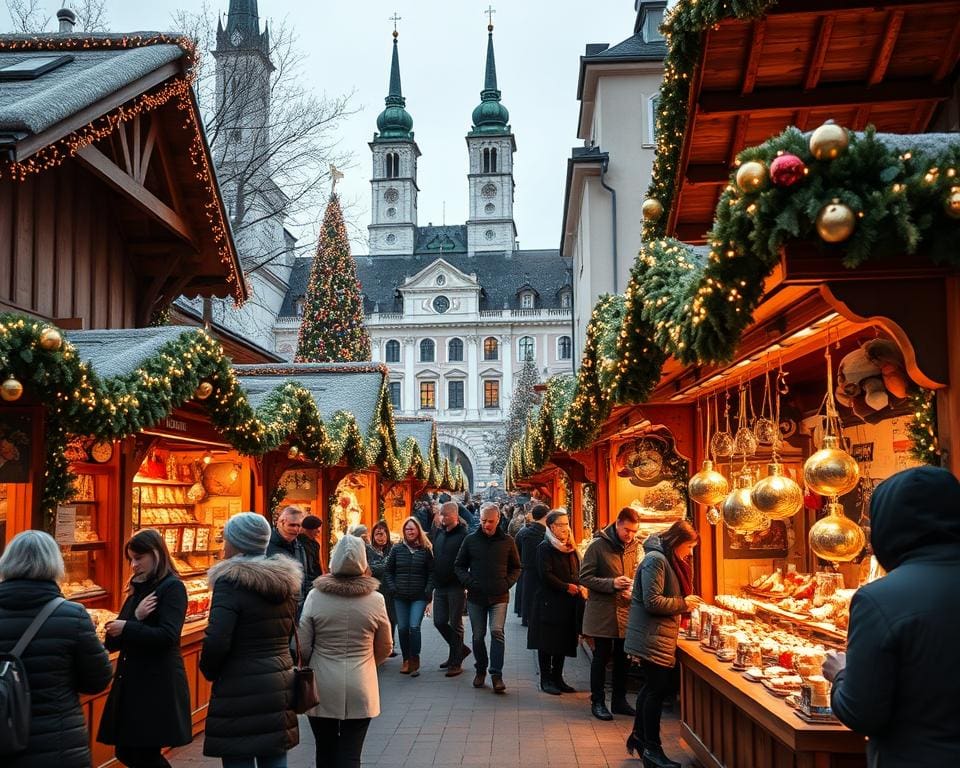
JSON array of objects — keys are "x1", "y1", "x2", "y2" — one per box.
[
  {"x1": 835, "y1": 339, "x2": 910, "y2": 419},
  {"x1": 862, "y1": 338, "x2": 910, "y2": 399}
]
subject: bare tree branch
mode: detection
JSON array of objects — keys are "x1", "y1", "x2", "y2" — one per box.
[{"x1": 4, "y1": 0, "x2": 49, "y2": 32}]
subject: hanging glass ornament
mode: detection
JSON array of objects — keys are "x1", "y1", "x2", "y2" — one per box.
[
  {"x1": 733, "y1": 386, "x2": 758, "y2": 456},
  {"x1": 752, "y1": 463, "x2": 804, "y2": 520},
  {"x1": 689, "y1": 398, "x2": 729, "y2": 510},
  {"x1": 722, "y1": 468, "x2": 767, "y2": 533},
  {"x1": 706, "y1": 506, "x2": 722, "y2": 525},
  {"x1": 753, "y1": 369, "x2": 778, "y2": 444},
  {"x1": 809, "y1": 501, "x2": 866, "y2": 562},
  {"x1": 711, "y1": 391, "x2": 735, "y2": 458}
]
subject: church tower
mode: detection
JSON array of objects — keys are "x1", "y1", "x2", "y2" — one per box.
[
  {"x1": 368, "y1": 30, "x2": 420, "y2": 256},
  {"x1": 466, "y1": 21, "x2": 517, "y2": 255}
]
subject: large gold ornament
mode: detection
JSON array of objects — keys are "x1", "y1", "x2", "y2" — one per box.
[
  {"x1": 1, "y1": 374, "x2": 23, "y2": 402},
  {"x1": 194, "y1": 381, "x2": 214, "y2": 400},
  {"x1": 752, "y1": 463, "x2": 803, "y2": 520},
  {"x1": 816, "y1": 201, "x2": 856, "y2": 243},
  {"x1": 809, "y1": 122, "x2": 849, "y2": 160},
  {"x1": 803, "y1": 435, "x2": 860, "y2": 497},
  {"x1": 722, "y1": 469, "x2": 767, "y2": 533},
  {"x1": 688, "y1": 460, "x2": 729, "y2": 507},
  {"x1": 735, "y1": 161, "x2": 768, "y2": 192},
  {"x1": 38, "y1": 327, "x2": 63, "y2": 351},
  {"x1": 945, "y1": 187, "x2": 960, "y2": 220},
  {"x1": 809, "y1": 501, "x2": 866, "y2": 562},
  {"x1": 641, "y1": 198, "x2": 664, "y2": 222}
]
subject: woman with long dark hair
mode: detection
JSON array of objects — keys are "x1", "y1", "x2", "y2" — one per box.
[
  {"x1": 97, "y1": 529, "x2": 192, "y2": 767},
  {"x1": 624, "y1": 520, "x2": 701, "y2": 768},
  {"x1": 367, "y1": 520, "x2": 398, "y2": 656},
  {"x1": 383, "y1": 517, "x2": 434, "y2": 676}
]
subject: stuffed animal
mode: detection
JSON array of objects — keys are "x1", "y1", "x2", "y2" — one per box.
[
  {"x1": 836, "y1": 339, "x2": 910, "y2": 419},
  {"x1": 862, "y1": 338, "x2": 910, "y2": 399}
]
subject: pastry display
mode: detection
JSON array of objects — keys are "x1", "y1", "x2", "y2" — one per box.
[
  {"x1": 184, "y1": 578, "x2": 212, "y2": 621},
  {"x1": 715, "y1": 594, "x2": 756, "y2": 615},
  {"x1": 61, "y1": 578, "x2": 106, "y2": 599}
]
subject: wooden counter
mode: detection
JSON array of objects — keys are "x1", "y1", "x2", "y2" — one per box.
[{"x1": 678, "y1": 640, "x2": 867, "y2": 768}]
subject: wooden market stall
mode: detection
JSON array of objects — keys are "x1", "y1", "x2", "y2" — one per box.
[{"x1": 510, "y1": 1, "x2": 960, "y2": 766}]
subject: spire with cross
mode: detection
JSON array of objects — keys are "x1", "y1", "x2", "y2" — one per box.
[
  {"x1": 485, "y1": 4, "x2": 496, "y2": 30},
  {"x1": 389, "y1": 11, "x2": 401, "y2": 37}
]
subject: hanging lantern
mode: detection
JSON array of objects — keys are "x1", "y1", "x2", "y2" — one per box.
[
  {"x1": 689, "y1": 459, "x2": 729, "y2": 507},
  {"x1": 804, "y1": 435, "x2": 860, "y2": 497},
  {"x1": 816, "y1": 201, "x2": 856, "y2": 243},
  {"x1": 944, "y1": 187, "x2": 960, "y2": 219},
  {"x1": 722, "y1": 469, "x2": 767, "y2": 533},
  {"x1": 38, "y1": 327, "x2": 63, "y2": 351},
  {"x1": 194, "y1": 381, "x2": 214, "y2": 400},
  {"x1": 287, "y1": 445, "x2": 300, "y2": 460},
  {"x1": 809, "y1": 122, "x2": 849, "y2": 160},
  {"x1": 735, "y1": 160, "x2": 768, "y2": 192},
  {"x1": 641, "y1": 198, "x2": 664, "y2": 221},
  {"x1": 1, "y1": 374, "x2": 23, "y2": 402},
  {"x1": 809, "y1": 501, "x2": 866, "y2": 562},
  {"x1": 752, "y1": 463, "x2": 804, "y2": 520},
  {"x1": 705, "y1": 506, "x2": 722, "y2": 526}
]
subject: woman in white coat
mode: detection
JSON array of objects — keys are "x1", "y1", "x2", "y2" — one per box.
[{"x1": 298, "y1": 534, "x2": 392, "y2": 768}]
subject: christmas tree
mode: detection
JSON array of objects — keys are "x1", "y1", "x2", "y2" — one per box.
[
  {"x1": 486, "y1": 356, "x2": 540, "y2": 475},
  {"x1": 296, "y1": 194, "x2": 371, "y2": 362}
]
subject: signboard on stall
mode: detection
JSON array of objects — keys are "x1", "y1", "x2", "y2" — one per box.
[{"x1": 55, "y1": 505, "x2": 77, "y2": 545}]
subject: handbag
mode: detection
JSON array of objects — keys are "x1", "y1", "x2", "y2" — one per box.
[{"x1": 291, "y1": 629, "x2": 319, "y2": 714}]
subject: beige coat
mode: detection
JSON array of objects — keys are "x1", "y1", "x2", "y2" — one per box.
[{"x1": 297, "y1": 574, "x2": 392, "y2": 720}]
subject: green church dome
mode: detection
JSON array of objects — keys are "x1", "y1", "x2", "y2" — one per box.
[
  {"x1": 470, "y1": 27, "x2": 510, "y2": 136},
  {"x1": 375, "y1": 34, "x2": 414, "y2": 141}
]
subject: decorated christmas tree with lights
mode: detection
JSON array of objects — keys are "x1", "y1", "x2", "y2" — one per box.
[{"x1": 296, "y1": 193, "x2": 371, "y2": 362}]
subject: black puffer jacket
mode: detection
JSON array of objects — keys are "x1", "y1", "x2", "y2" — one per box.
[
  {"x1": 516, "y1": 522, "x2": 546, "y2": 621},
  {"x1": 0, "y1": 579, "x2": 112, "y2": 768},
  {"x1": 200, "y1": 555, "x2": 302, "y2": 758},
  {"x1": 98, "y1": 574, "x2": 191, "y2": 748},
  {"x1": 432, "y1": 522, "x2": 468, "y2": 588},
  {"x1": 384, "y1": 543, "x2": 434, "y2": 601},
  {"x1": 454, "y1": 527, "x2": 521, "y2": 605}
]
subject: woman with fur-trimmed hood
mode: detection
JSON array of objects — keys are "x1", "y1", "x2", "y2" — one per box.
[
  {"x1": 298, "y1": 534, "x2": 393, "y2": 768},
  {"x1": 200, "y1": 512, "x2": 302, "y2": 765}
]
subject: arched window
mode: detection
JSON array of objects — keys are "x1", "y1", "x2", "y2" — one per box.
[
  {"x1": 483, "y1": 337, "x2": 499, "y2": 361},
  {"x1": 558, "y1": 336, "x2": 572, "y2": 360},
  {"x1": 482, "y1": 148, "x2": 490, "y2": 173},
  {"x1": 385, "y1": 339, "x2": 400, "y2": 363},
  {"x1": 386, "y1": 152, "x2": 399, "y2": 179},
  {"x1": 419, "y1": 338, "x2": 435, "y2": 363},
  {"x1": 518, "y1": 336, "x2": 535, "y2": 362},
  {"x1": 490, "y1": 147, "x2": 498, "y2": 173},
  {"x1": 448, "y1": 338, "x2": 464, "y2": 362}
]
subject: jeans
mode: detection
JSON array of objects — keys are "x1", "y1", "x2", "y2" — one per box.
[
  {"x1": 433, "y1": 586, "x2": 467, "y2": 664},
  {"x1": 221, "y1": 756, "x2": 287, "y2": 768},
  {"x1": 590, "y1": 636, "x2": 629, "y2": 704},
  {"x1": 114, "y1": 746, "x2": 171, "y2": 768},
  {"x1": 633, "y1": 659, "x2": 677, "y2": 749},
  {"x1": 394, "y1": 598, "x2": 427, "y2": 660},
  {"x1": 308, "y1": 717, "x2": 371, "y2": 768},
  {"x1": 467, "y1": 600, "x2": 507, "y2": 676}
]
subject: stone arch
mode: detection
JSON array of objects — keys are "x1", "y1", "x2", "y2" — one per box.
[{"x1": 437, "y1": 430, "x2": 478, "y2": 491}]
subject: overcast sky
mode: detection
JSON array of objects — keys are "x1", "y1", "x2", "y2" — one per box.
[{"x1": 2, "y1": 1, "x2": 641, "y2": 252}]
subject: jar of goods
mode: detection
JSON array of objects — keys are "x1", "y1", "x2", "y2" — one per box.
[
  {"x1": 736, "y1": 641, "x2": 762, "y2": 669},
  {"x1": 813, "y1": 571, "x2": 845, "y2": 606}
]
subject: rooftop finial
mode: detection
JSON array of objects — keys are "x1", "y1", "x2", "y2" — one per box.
[
  {"x1": 485, "y1": 4, "x2": 496, "y2": 31},
  {"x1": 389, "y1": 11, "x2": 401, "y2": 39}
]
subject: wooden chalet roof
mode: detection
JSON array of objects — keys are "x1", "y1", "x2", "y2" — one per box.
[{"x1": 669, "y1": 0, "x2": 960, "y2": 242}]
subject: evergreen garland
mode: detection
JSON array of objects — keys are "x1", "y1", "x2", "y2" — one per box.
[{"x1": 908, "y1": 388, "x2": 941, "y2": 465}]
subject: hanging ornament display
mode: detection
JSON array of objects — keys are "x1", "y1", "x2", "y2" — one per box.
[
  {"x1": 769, "y1": 153, "x2": 807, "y2": 187},
  {"x1": 944, "y1": 186, "x2": 960, "y2": 219},
  {"x1": 733, "y1": 386, "x2": 758, "y2": 456},
  {"x1": 689, "y1": 399, "x2": 729, "y2": 511},
  {"x1": 287, "y1": 445, "x2": 300, "y2": 460},
  {"x1": 1, "y1": 374, "x2": 23, "y2": 402},
  {"x1": 735, "y1": 160, "x2": 768, "y2": 192},
  {"x1": 753, "y1": 369, "x2": 778, "y2": 445},
  {"x1": 194, "y1": 381, "x2": 214, "y2": 400},
  {"x1": 809, "y1": 501, "x2": 866, "y2": 562},
  {"x1": 38, "y1": 327, "x2": 63, "y2": 351},
  {"x1": 722, "y1": 468, "x2": 767, "y2": 533},
  {"x1": 705, "y1": 506, "x2": 722, "y2": 525},
  {"x1": 710, "y1": 392, "x2": 735, "y2": 458},
  {"x1": 809, "y1": 121, "x2": 850, "y2": 160},
  {"x1": 752, "y1": 463, "x2": 804, "y2": 520},
  {"x1": 641, "y1": 198, "x2": 664, "y2": 221},
  {"x1": 816, "y1": 200, "x2": 856, "y2": 243}
]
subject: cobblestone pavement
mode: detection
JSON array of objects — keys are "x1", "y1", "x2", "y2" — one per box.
[{"x1": 169, "y1": 601, "x2": 699, "y2": 767}]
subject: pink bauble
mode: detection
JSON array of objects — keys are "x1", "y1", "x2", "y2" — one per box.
[{"x1": 770, "y1": 153, "x2": 807, "y2": 187}]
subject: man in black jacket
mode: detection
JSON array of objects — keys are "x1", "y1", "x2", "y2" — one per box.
[
  {"x1": 515, "y1": 503, "x2": 549, "y2": 626},
  {"x1": 455, "y1": 503, "x2": 521, "y2": 694},
  {"x1": 432, "y1": 501, "x2": 471, "y2": 677},
  {"x1": 266, "y1": 506, "x2": 309, "y2": 606}
]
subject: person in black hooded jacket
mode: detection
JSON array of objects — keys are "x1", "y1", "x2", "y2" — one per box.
[
  {"x1": 515, "y1": 504, "x2": 549, "y2": 626},
  {"x1": 823, "y1": 466, "x2": 960, "y2": 768},
  {"x1": 0, "y1": 530, "x2": 112, "y2": 768},
  {"x1": 431, "y1": 501, "x2": 470, "y2": 676}
]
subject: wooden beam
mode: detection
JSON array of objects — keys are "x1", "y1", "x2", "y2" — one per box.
[
  {"x1": 911, "y1": 101, "x2": 939, "y2": 132},
  {"x1": 139, "y1": 119, "x2": 158, "y2": 184},
  {"x1": 804, "y1": 16, "x2": 835, "y2": 91},
  {"x1": 698, "y1": 80, "x2": 951, "y2": 116},
  {"x1": 852, "y1": 105, "x2": 871, "y2": 130},
  {"x1": 686, "y1": 163, "x2": 730, "y2": 186},
  {"x1": 728, "y1": 113, "x2": 750, "y2": 165},
  {"x1": 772, "y1": 0, "x2": 960, "y2": 16},
  {"x1": 934, "y1": 18, "x2": 960, "y2": 81},
  {"x1": 868, "y1": 10, "x2": 905, "y2": 86},
  {"x1": 741, "y1": 20, "x2": 766, "y2": 96},
  {"x1": 76, "y1": 144, "x2": 196, "y2": 246}
]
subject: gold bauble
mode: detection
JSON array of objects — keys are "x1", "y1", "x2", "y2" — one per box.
[
  {"x1": 194, "y1": 381, "x2": 214, "y2": 400},
  {"x1": 688, "y1": 460, "x2": 729, "y2": 506},
  {"x1": 287, "y1": 445, "x2": 300, "y2": 460},
  {"x1": 752, "y1": 463, "x2": 803, "y2": 520},
  {"x1": 1, "y1": 374, "x2": 23, "y2": 402},
  {"x1": 710, "y1": 431, "x2": 735, "y2": 458},
  {"x1": 945, "y1": 187, "x2": 960, "y2": 219},
  {"x1": 809, "y1": 122, "x2": 849, "y2": 160},
  {"x1": 705, "y1": 506, "x2": 722, "y2": 526},
  {"x1": 641, "y1": 198, "x2": 664, "y2": 221},
  {"x1": 734, "y1": 426, "x2": 759, "y2": 456},
  {"x1": 809, "y1": 502, "x2": 866, "y2": 562},
  {"x1": 735, "y1": 161, "x2": 768, "y2": 192},
  {"x1": 722, "y1": 470, "x2": 768, "y2": 533},
  {"x1": 816, "y1": 202, "x2": 856, "y2": 243},
  {"x1": 803, "y1": 435, "x2": 860, "y2": 497},
  {"x1": 38, "y1": 327, "x2": 63, "y2": 351}
]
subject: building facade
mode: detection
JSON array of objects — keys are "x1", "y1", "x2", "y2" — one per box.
[{"x1": 275, "y1": 26, "x2": 574, "y2": 490}]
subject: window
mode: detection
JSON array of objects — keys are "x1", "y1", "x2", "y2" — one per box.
[
  {"x1": 295, "y1": 298, "x2": 305, "y2": 317},
  {"x1": 518, "y1": 336, "x2": 535, "y2": 362},
  {"x1": 491, "y1": 147, "x2": 498, "y2": 173},
  {"x1": 483, "y1": 337, "x2": 499, "y2": 360},
  {"x1": 448, "y1": 380, "x2": 464, "y2": 409},
  {"x1": 558, "y1": 336, "x2": 572, "y2": 360},
  {"x1": 419, "y1": 339, "x2": 435, "y2": 362},
  {"x1": 448, "y1": 338, "x2": 463, "y2": 362},
  {"x1": 420, "y1": 381, "x2": 436, "y2": 409},
  {"x1": 385, "y1": 339, "x2": 400, "y2": 363},
  {"x1": 389, "y1": 382, "x2": 401, "y2": 409},
  {"x1": 432, "y1": 296, "x2": 450, "y2": 314},
  {"x1": 520, "y1": 292, "x2": 534, "y2": 309},
  {"x1": 385, "y1": 152, "x2": 399, "y2": 179},
  {"x1": 560, "y1": 290, "x2": 571, "y2": 308},
  {"x1": 482, "y1": 147, "x2": 499, "y2": 173},
  {"x1": 643, "y1": 8, "x2": 665, "y2": 42},
  {"x1": 484, "y1": 380, "x2": 500, "y2": 409},
  {"x1": 647, "y1": 95, "x2": 660, "y2": 146}
]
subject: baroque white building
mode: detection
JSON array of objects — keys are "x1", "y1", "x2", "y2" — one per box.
[{"x1": 275, "y1": 26, "x2": 574, "y2": 489}]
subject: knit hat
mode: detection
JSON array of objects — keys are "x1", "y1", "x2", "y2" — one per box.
[
  {"x1": 329, "y1": 534, "x2": 368, "y2": 577},
  {"x1": 349, "y1": 524, "x2": 369, "y2": 538},
  {"x1": 302, "y1": 515, "x2": 322, "y2": 531},
  {"x1": 223, "y1": 512, "x2": 271, "y2": 555}
]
